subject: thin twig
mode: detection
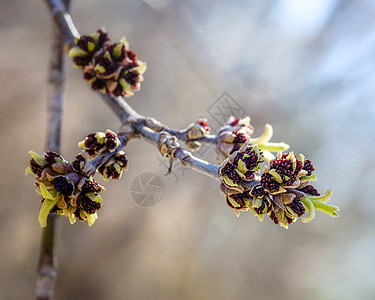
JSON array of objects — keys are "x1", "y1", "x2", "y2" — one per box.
[
  {"x1": 143, "y1": 116, "x2": 218, "y2": 144},
  {"x1": 36, "y1": 1, "x2": 70, "y2": 299},
  {"x1": 133, "y1": 123, "x2": 220, "y2": 179},
  {"x1": 164, "y1": 128, "x2": 218, "y2": 144}
]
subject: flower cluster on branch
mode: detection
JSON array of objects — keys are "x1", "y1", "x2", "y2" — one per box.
[
  {"x1": 26, "y1": 151, "x2": 104, "y2": 227},
  {"x1": 219, "y1": 142, "x2": 264, "y2": 194},
  {"x1": 26, "y1": 131, "x2": 128, "y2": 227},
  {"x1": 98, "y1": 151, "x2": 128, "y2": 181},
  {"x1": 68, "y1": 29, "x2": 146, "y2": 97},
  {"x1": 219, "y1": 143, "x2": 338, "y2": 228},
  {"x1": 78, "y1": 129, "x2": 120, "y2": 158}
]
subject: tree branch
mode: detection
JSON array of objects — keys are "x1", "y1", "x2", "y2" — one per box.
[
  {"x1": 133, "y1": 123, "x2": 220, "y2": 179},
  {"x1": 42, "y1": 0, "x2": 259, "y2": 188},
  {"x1": 36, "y1": 1, "x2": 70, "y2": 299},
  {"x1": 43, "y1": 0, "x2": 78, "y2": 47},
  {"x1": 142, "y1": 116, "x2": 218, "y2": 144}
]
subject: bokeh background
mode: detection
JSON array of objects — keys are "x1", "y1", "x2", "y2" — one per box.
[{"x1": 1, "y1": 0, "x2": 374, "y2": 299}]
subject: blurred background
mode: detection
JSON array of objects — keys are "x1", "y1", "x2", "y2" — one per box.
[{"x1": 1, "y1": 0, "x2": 374, "y2": 299}]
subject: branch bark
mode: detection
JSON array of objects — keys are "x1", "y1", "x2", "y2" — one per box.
[{"x1": 36, "y1": 1, "x2": 70, "y2": 299}]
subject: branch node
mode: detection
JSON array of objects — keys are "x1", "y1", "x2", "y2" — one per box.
[
  {"x1": 157, "y1": 131, "x2": 180, "y2": 158},
  {"x1": 180, "y1": 154, "x2": 192, "y2": 166}
]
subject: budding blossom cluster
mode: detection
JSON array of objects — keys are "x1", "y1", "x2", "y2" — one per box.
[
  {"x1": 26, "y1": 130, "x2": 128, "y2": 227},
  {"x1": 26, "y1": 151, "x2": 104, "y2": 227},
  {"x1": 26, "y1": 28, "x2": 339, "y2": 229},
  {"x1": 217, "y1": 117, "x2": 339, "y2": 228},
  {"x1": 68, "y1": 29, "x2": 146, "y2": 97}
]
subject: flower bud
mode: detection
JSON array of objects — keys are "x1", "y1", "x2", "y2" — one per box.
[
  {"x1": 69, "y1": 29, "x2": 146, "y2": 98},
  {"x1": 76, "y1": 193, "x2": 102, "y2": 215},
  {"x1": 185, "y1": 140, "x2": 201, "y2": 150},
  {"x1": 220, "y1": 151, "x2": 339, "y2": 228},
  {"x1": 219, "y1": 142, "x2": 264, "y2": 193},
  {"x1": 50, "y1": 176, "x2": 74, "y2": 196},
  {"x1": 225, "y1": 191, "x2": 251, "y2": 217},
  {"x1": 26, "y1": 150, "x2": 106, "y2": 227},
  {"x1": 105, "y1": 129, "x2": 121, "y2": 152},
  {"x1": 72, "y1": 154, "x2": 86, "y2": 171},
  {"x1": 98, "y1": 150, "x2": 128, "y2": 181},
  {"x1": 25, "y1": 151, "x2": 65, "y2": 177},
  {"x1": 216, "y1": 117, "x2": 254, "y2": 163},
  {"x1": 78, "y1": 129, "x2": 120, "y2": 158},
  {"x1": 186, "y1": 118, "x2": 210, "y2": 140},
  {"x1": 78, "y1": 177, "x2": 105, "y2": 193},
  {"x1": 232, "y1": 143, "x2": 264, "y2": 180}
]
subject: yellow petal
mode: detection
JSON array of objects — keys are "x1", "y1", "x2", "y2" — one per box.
[
  {"x1": 222, "y1": 175, "x2": 237, "y2": 188},
  {"x1": 95, "y1": 132, "x2": 106, "y2": 143},
  {"x1": 86, "y1": 193, "x2": 103, "y2": 204},
  {"x1": 68, "y1": 47, "x2": 87, "y2": 57},
  {"x1": 237, "y1": 159, "x2": 248, "y2": 174},
  {"x1": 269, "y1": 169, "x2": 283, "y2": 183},
  {"x1": 94, "y1": 64, "x2": 106, "y2": 74},
  {"x1": 104, "y1": 50, "x2": 112, "y2": 61},
  {"x1": 250, "y1": 124, "x2": 273, "y2": 143},
  {"x1": 40, "y1": 183, "x2": 60, "y2": 201},
  {"x1": 310, "y1": 198, "x2": 339, "y2": 217},
  {"x1": 87, "y1": 213, "x2": 98, "y2": 226},
  {"x1": 227, "y1": 196, "x2": 242, "y2": 208},
  {"x1": 38, "y1": 199, "x2": 59, "y2": 228},
  {"x1": 120, "y1": 78, "x2": 131, "y2": 91},
  {"x1": 78, "y1": 140, "x2": 86, "y2": 148},
  {"x1": 285, "y1": 206, "x2": 299, "y2": 219},
  {"x1": 112, "y1": 43, "x2": 123, "y2": 59},
  {"x1": 252, "y1": 198, "x2": 263, "y2": 208},
  {"x1": 262, "y1": 150, "x2": 276, "y2": 162},
  {"x1": 133, "y1": 61, "x2": 147, "y2": 75},
  {"x1": 300, "y1": 197, "x2": 316, "y2": 223},
  {"x1": 309, "y1": 189, "x2": 332, "y2": 203},
  {"x1": 25, "y1": 166, "x2": 32, "y2": 176},
  {"x1": 87, "y1": 42, "x2": 96, "y2": 52},
  {"x1": 237, "y1": 116, "x2": 251, "y2": 126},
  {"x1": 69, "y1": 213, "x2": 76, "y2": 224},
  {"x1": 28, "y1": 150, "x2": 47, "y2": 166},
  {"x1": 300, "y1": 174, "x2": 317, "y2": 183}
]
